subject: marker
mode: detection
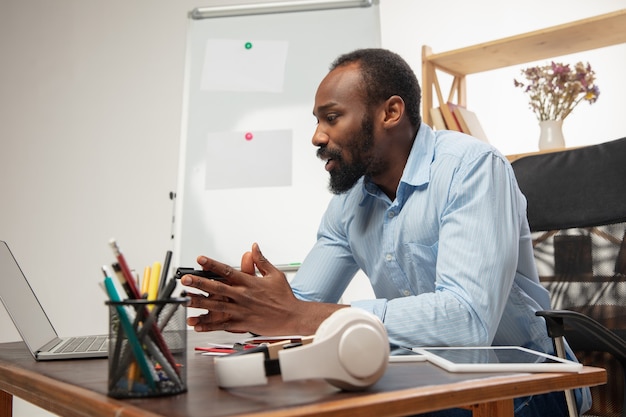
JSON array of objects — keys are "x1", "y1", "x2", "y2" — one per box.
[
  {"x1": 141, "y1": 266, "x2": 151, "y2": 298},
  {"x1": 147, "y1": 261, "x2": 161, "y2": 302},
  {"x1": 276, "y1": 263, "x2": 301, "y2": 272},
  {"x1": 157, "y1": 250, "x2": 173, "y2": 298},
  {"x1": 158, "y1": 278, "x2": 178, "y2": 301}
]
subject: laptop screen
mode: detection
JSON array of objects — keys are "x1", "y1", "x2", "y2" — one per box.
[{"x1": 0, "y1": 241, "x2": 58, "y2": 355}]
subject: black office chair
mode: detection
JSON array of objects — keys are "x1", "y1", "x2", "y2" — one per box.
[{"x1": 511, "y1": 137, "x2": 626, "y2": 417}]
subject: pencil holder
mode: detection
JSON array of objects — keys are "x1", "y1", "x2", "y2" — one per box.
[{"x1": 105, "y1": 298, "x2": 188, "y2": 398}]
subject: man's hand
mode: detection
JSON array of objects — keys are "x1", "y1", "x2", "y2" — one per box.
[{"x1": 181, "y1": 243, "x2": 344, "y2": 336}]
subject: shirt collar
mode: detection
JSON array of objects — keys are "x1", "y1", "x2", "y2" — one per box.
[
  {"x1": 360, "y1": 122, "x2": 435, "y2": 202},
  {"x1": 400, "y1": 122, "x2": 434, "y2": 187}
]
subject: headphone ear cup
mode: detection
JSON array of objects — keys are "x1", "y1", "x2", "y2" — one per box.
[
  {"x1": 337, "y1": 316, "x2": 388, "y2": 379},
  {"x1": 316, "y1": 309, "x2": 389, "y2": 390},
  {"x1": 278, "y1": 308, "x2": 389, "y2": 391}
]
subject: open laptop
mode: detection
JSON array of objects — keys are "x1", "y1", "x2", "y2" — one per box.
[{"x1": 0, "y1": 240, "x2": 108, "y2": 360}]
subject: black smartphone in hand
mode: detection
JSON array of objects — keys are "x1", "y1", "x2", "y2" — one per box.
[{"x1": 174, "y1": 267, "x2": 225, "y2": 281}]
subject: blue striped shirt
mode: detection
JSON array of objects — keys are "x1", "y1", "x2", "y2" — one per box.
[
  {"x1": 292, "y1": 123, "x2": 591, "y2": 412},
  {"x1": 293, "y1": 123, "x2": 555, "y2": 350}
]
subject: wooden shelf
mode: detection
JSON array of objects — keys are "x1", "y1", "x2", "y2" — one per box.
[
  {"x1": 422, "y1": 9, "x2": 626, "y2": 125},
  {"x1": 505, "y1": 147, "x2": 577, "y2": 163}
]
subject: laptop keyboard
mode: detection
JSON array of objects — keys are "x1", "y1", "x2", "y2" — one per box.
[{"x1": 60, "y1": 336, "x2": 108, "y2": 353}]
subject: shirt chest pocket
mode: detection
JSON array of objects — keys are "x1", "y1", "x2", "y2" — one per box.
[{"x1": 399, "y1": 242, "x2": 438, "y2": 294}]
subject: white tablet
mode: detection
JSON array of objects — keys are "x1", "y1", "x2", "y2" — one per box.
[
  {"x1": 413, "y1": 346, "x2": 582, "y2": 373},
  {"x1": 389, "y1": 346, "x2": 427, "y2": 363}
]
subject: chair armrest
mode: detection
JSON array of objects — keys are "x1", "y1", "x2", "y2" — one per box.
[{"x1": 536, "y1": 310, "x2": 626, "y2": 364}]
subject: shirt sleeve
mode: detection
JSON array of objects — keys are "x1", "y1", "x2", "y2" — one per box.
[{"x1": 290, "y1": 195, "x2": 361, "y2": 303}]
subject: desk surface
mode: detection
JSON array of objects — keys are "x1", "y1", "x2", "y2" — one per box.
[{"x1": 0, "y1": 332, "x2": 606, "y2": 417}]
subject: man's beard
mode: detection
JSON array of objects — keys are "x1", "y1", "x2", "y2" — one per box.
[{"x1": 320, "y1": 116, "x2": 375, "y2": 195}]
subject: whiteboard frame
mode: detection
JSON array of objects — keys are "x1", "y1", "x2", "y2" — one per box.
[{"x1": 191, "y1": 0, "x2": 372, "y2": 19}]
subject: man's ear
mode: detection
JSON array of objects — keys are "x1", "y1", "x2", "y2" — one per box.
[{"x1": 381, "y1": 95, "x2": 405, "y2": 128}]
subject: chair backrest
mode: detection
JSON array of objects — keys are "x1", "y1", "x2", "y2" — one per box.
[
  {"x1": 512, "y1": 138, "x2": 626, "y2": 313},
  {"x1": 512, "y1": 137, "x2": 626, "y2": 417}
]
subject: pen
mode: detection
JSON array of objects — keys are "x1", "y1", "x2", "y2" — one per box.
[
  {"x1": 109, "y1": 239, "x2": 142, "y2": 299},
  {"x1": 101, "y1": 265, "x2": 114, "y2": 280},
  {"x1": 103, "y1": 276, "x2": 157, "y2": 390},
  {"x1": 102, "y1": 266, "x2": 127, "y2": 382},
  {"x1": 194, "y1": 344, "x2": 257, "y2": 354},
  {"x1": 111, "y1": 262, "x2": 133, "y2": 299}
]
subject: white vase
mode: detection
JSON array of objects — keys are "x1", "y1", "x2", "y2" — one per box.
[{"x1": 538, "y1": 119, "x2": 565, "y2": 150}]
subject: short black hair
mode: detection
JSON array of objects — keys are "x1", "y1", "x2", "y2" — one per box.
[{"x1": 330, "y1": 48, "x2": 422, "y2": 128}]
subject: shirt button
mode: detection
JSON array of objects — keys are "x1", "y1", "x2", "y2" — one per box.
[
  {"x1": 388, "y1": 211, "x2": 395, "y2": 218},
  {"x1": 403, "y1": 290, "x2": 411, "y2": 296},
  {"x1": 385, "y1": 254, "x2": 393, "y2": 261}
]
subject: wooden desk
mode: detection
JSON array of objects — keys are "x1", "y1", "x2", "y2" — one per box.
[{"x1": 0, "y1": 332, "x2": 606, "y2": 417}]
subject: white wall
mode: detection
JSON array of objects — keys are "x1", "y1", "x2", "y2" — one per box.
[{"x1": 1, "y1": 1, "x2": 625, "y2": 415}]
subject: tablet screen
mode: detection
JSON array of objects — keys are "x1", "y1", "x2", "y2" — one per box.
[{"x1": 413, "y1": 346, "x2": 582, "y2": 373}]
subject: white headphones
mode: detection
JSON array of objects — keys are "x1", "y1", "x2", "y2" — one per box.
[{"x1": 214, "y1": 308, "x2": 389, "y2": 391}]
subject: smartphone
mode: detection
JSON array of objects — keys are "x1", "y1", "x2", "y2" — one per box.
[{"x1": 174, "y1": 267, "x2": 225, "y2": 281}]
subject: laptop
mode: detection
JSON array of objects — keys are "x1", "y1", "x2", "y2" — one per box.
[{"x1": 0, "y1": 240, "x2": 108, "y2": 360}]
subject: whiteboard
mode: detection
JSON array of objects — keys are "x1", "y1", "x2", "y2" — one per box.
[{"x1": 174, "y1": 1, "x2": 381, "y2": 268}]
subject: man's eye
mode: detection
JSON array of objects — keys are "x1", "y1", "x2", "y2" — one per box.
[{"x1": 326, "y1": 114, "x2": 338, "y2": 123}]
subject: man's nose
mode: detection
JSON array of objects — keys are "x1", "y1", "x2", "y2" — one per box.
[{"x1": 312, "y1": 126, "x2": 328, "y2": 147}]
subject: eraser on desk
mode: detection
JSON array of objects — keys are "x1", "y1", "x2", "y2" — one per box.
[{"x1": 214, "y1": 351, "x2": 269, "y2": 388}]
